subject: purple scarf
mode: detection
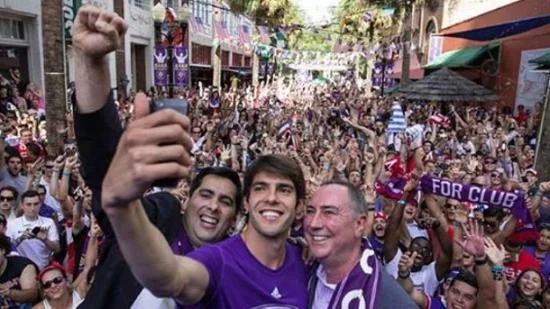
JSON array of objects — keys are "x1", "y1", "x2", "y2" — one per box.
[
  {"x1": 420, "y1": 176, "x2": 530, "y2": 222},
  {"x1": 309, "y1": 246, "x2": 381, "y2": 309}
]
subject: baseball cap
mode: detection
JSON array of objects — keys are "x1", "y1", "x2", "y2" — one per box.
[
  {"x1": 38, "y1": 261, "x2": 66, "y2": 282},
  {"x1": 374, "y1": 212, "x2": 387, "y2": 221},
  {"x1": 524, "y1": 168, "x2": 538, "y2": 177}
]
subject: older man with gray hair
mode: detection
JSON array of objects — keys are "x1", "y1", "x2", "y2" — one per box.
[{"x1": 304, "y1": 181, "x2": 416, "y2": 308}]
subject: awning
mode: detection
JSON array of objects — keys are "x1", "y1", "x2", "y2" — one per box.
[
  {"x1": 530, "y1": 51, "x2": 550, "y2": 69},
  {"x1": 424, "y1": 42, "x2": 500, "y2": 70},
  {"x1": 392, "y1": 52, "x2": 424, "y2": 80},
  {"x1": 440, "y1": 15, "x2": 550, "y2": 41}
]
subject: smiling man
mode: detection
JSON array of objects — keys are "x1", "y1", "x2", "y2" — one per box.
[
  {"x1": 305, "y1": 181, "x2": 416, "y2": 309},
  {"x1": 103, "y1": 150, "x2": 309, "y2": 308}
]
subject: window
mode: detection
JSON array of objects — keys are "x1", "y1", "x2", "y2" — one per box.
[
  {"x1": 132, "y1": 0, "x2": 150, "y2": 10},
  {"x1": 222, "y1": 50, "x2": 230, "y2": 67},
  {"x1": 0, "y1": 18, "x2": 25, "y2": 40},
  {"x1": 191, "y1": 43, "x2": 211, "y2": 65},
  {"x1": 232, "y1": 53, "x2": 242, "y2": 67}
]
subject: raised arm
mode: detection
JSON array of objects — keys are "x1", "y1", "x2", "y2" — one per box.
[
  {"x1": 397, "y1": 250, "x2": 426, "y2": 308},
  {"x1": 100, "y1": 94, "x2": 208, "y2": 303},
  {"x1": 74, "y1": 6, "x2": 126, "y2": 113},
  {"x1": 383, "y1": 178, "x2": 416, "y2": 262}
]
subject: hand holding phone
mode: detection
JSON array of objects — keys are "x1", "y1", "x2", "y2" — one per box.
[{"x1": 149, "y1": 99, "x2": 189, "y2": 188}]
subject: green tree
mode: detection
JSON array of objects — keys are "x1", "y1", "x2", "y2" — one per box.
[{"x1": 227, "y1": 0, "x2": 299, "y2": 27}]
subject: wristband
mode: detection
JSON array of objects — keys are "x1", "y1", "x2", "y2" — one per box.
[
  {"x1": 367, "y1": 206, "x2": 375, "y2": 212},
  {"x1": 62, "y1": 171, "x2": 71, "y2": 176},
  {"x1": 475, "y1": 255, "x2": 488, "y2": 265},
  {"x1": 398, "y1": 271, "x2": 410, "y2": 279},
  {"x1": 491, "y1": 264, "x2": 505, "y2": 273},
  {"x1": 398, "y1": 200, "x2": 407, "y2": 207}
]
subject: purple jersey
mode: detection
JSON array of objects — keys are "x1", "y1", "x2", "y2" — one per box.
[
  {"x1": 426, "y1": 294, "x2": 446, "y2": 309},
  {"x1": 184, "y1": 234, "x2": 308, "y2": 308},
  {"x1": 170, "y1": 227, "x2": 195, "y2": 256}
]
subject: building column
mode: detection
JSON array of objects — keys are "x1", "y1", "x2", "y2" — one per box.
[
  {"x1": 115, "y1": 0, "x2": 127, "y2": 99},
  {"x1": 42, "y1": 0, "x2": 67, "y2": 154},
  {"x1": 212, "y1": 0, "x2": 221, "y2": 88}
]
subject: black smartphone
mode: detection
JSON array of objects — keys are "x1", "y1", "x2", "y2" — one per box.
[
  {"x1": 31, "y1": 226, "x2": 41, "y2": 236},
  {"x1": 150, "y1": 99, "x2": 189, "y2": 188}
]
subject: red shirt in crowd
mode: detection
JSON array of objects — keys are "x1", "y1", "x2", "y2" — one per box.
[{"x1": 504, "y1": 250, "x2": 541, "y2": 283}]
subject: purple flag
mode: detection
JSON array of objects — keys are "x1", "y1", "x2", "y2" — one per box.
[
  {"x1": 173, "y1": 46, "x2": 189, "y2": 88},
  {"x1": 153, "y1": 47, "x2": 168, "y2": 87},
  {"x1": 420, "y1": 176, "x2": 530, "y2": 222}
]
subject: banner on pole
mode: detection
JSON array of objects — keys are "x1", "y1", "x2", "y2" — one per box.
[
  {"x1": 154, "y1": 47, "x2": 169, "y2": 87},
  {"x1": 174, "y1": 46, "x2": 189, "y2": 88}
]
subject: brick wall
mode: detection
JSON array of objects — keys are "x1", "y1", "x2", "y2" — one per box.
[{"x1": 42, "y1": 0, "x2": 67, "y2": 154}]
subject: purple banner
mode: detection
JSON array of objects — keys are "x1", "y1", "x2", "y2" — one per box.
[
  {"x1": 420, "y1": 176, "x2": 529, "y2": 222},
  {"x1": 371, "y1": 60, "x2": 396, "y2": 90},
  {"x1": 173, "y1": 46, "x2": 189, "y2": 88},
  {"x1": 154, "y1": 47, "x2": 168, "y2": 87}
]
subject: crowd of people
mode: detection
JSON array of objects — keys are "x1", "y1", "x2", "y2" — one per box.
[{"x1": 0, "y1": 4, "x2": 549, "y2": 309}]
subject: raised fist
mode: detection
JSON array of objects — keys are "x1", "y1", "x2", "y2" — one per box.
[{"x1": 73, "y1": 6, "x2": 128, "y2": 59}]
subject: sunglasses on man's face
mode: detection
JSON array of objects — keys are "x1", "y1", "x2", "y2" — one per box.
[
  {"x1": 41, "y1": 276, "x2": 64, "y2": 289},
  {"x1": 0, "y1": 196, "x2": 14, "y2": 202}
]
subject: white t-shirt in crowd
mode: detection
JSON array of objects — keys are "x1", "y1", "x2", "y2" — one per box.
[
  {"x1": 406, "y1": 222, "x2": 429, "y2": 240},
  {"x1": 6, "y1": 215, "x2": 59, "y2": 269},
  {"x1": 385, "y1": 248, "x2": 439, "y2": 296}
]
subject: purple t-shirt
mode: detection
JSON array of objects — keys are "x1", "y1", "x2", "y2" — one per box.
[
  {"x1": 184, "y1": 234, "x2": 308, "y2": 308},
  {"x1": 170, "y1": 227, "x2": 195, "y2": 256},
  {"x1": 427, "y1": 294, "x2": 446, "y2": 309}
]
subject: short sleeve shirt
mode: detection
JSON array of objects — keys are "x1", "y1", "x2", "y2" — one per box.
[
  {"x1": 385, "y1": 249, "x2": 439, "y2": 296},
  {"x1": 185, "y1": 235, "x2": 308, "y2": 308}
]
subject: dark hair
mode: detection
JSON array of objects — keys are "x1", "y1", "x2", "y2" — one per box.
[
  {"x1": 320, "y1": 180, "x2": 367, "y2": 216},
  {"x1": 6, "y1": 153, "x2": 22, "y2": 162},
  {"x1": 450, "y1": 270, "x2": 478, "y2": 291},
  {"x1": 21, "y1": 190, "x2": 40, "y2": 202},
  {"x1": 243, "y1": 155, "x2": 305, "y2": 202},
  {"x1": 483, "y1": 206, "x2": 503, "y2": 218},
  {"x1": 516, "y1": 269, "x2": 545, "y2": 297},
  {"x1": 0, "y1": 235, "x2": 11, "y2": 254},
  {"x1": 0, "y1": 186, "x2": 18, "y2": 200},
  {"x1": 190, "y1": 167, "x2": 243, "y2": 212}
]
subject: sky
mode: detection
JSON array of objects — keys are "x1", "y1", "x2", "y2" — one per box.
[{"x1": 296, "y1": 0, "x2": 339, "y2": 25}]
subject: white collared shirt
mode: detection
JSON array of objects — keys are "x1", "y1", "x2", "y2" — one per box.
[{"x1": 312, "y1": 264, "x2": 337, "y2": 309}]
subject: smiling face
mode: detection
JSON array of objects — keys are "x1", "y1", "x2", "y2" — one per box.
[
  {"x1": 183, "y1": 175, "x2": 238, "y2": 248},
  {"x1": 304, "y1": 184, "x2": 366, "y2": 264},
  {"x1": 372, "y1": 217, "x2": 386, "y2": 238},
  {"x1": 41, "y1": 269, "x2": 69, "y2": 301},
  {"x1": 403, "y1": 203, "x2": 417, "y2": 222},
  {"x1": 518, "y1": 270, "x2": 543, "y2": 299},
  {"x1": 446, "y1": 280, "x2": 477, "y2": 309},
  {"x1": 245, "y1": 172, "x2": 298, "y2": 239}
]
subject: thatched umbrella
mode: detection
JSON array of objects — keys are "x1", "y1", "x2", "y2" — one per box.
[{"x1": 395, "y1": 68, "x2": 499, "y2": 102}]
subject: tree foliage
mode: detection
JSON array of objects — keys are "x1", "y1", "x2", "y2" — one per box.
[{"x1": 227, "y1": 0, "x2": 299, "y2": 27}]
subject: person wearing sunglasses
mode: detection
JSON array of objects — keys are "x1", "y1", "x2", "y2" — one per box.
[
  {"x1": 0, "y1": 186, "x2": 18, "y2": 221},
  {"x1": 34, "y1": 262, "x2": 84, "y2": 309}
]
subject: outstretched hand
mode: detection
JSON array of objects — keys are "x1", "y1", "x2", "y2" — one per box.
[
  {"x1": 457, "y1": 220, "x2": 486, "y2": 259},
  {"x1": 101, "y1": 92, "x2": 194, "y2": 210}
]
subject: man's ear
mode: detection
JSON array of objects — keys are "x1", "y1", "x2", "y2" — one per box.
[{"x1": 355, "y1": 214, "x2": 368, "y2": 238}]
